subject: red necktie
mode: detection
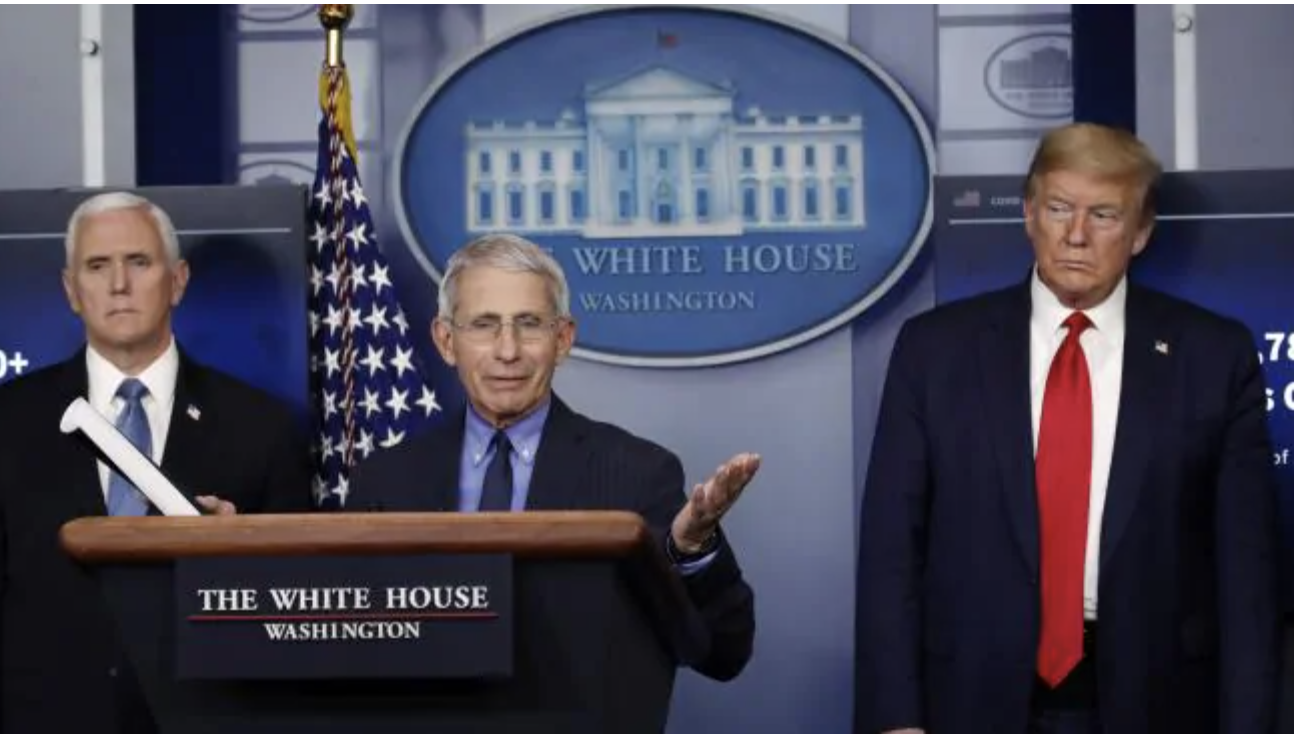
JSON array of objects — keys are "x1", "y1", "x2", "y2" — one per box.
[{"x1": 1035, "y1": 311, "x2": 1093, "y2": 687}]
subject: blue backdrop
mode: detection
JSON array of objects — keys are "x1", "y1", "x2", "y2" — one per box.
[{"x1": 0, "y1": 185, "x2": 310, "y2": 424}]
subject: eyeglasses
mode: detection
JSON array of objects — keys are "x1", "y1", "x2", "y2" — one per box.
[{"x1": 447, "y1": 314, "x2": 564, "y2": 344}]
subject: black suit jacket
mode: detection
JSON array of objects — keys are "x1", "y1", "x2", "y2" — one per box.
[
  {"x1": 0, "y1": 347, "x2": 312, "y2": 732},
  {"x1": 855, "y1": 279, "x2": 1280, "y2": 732},
  {"x1": 349, "y1": 395, "x2": 756, "y2": 682}
]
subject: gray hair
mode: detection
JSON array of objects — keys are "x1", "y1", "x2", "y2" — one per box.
[
  {"x1": 65, "y1": 191, "x2": 181, "y2": 266},
  {"x1": 437, "y1": 233, "x2": 570, "y2": 320}
]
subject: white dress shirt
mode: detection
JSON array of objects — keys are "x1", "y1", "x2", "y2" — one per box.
[
  {"x1": 86, "y1": 339, "x2": 179, "y2": 502},
  {"x1": 1029, "y1": 271, "x2": 1126, "y2": 622}
]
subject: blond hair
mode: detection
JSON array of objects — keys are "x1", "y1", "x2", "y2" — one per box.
[{"x1": 1023, "y1": 123, "x2": 1163, "y2": 223}]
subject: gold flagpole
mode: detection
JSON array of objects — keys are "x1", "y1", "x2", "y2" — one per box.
[
  {"x1": 317, "y1": 4, "x2": 358, "y2": 161},
  {"x1": 318, "y1": 4, "x2": 354, "y2": 69}
]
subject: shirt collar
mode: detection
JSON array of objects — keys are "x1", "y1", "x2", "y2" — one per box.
[
  {"x1": 1030, "y1": 268, "x2": 1127, "y2": 346},
  {"x1": 86, "y1": 338, "x2": 180, "y2": 412},
  {"x1": 465, "y1": 395, "x2": 551, "y2": 469}
]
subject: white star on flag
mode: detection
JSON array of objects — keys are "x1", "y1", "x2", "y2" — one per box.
[{"x1": 308, "y1": 62, "x2": 441, "y2": 509}]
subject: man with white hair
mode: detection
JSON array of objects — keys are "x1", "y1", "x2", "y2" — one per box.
[
  {"x1": 0, "y1": 191, "x2": 312, "y2": 731},
  {"x1": 351, "y1": 232, "x2": 760, "y2": 683}
]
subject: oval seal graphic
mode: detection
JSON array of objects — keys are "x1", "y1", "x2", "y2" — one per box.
[
  {"x1": 983, "y1": 32, "x2": 1074, "y2": 120},
  {"x1": 239, "y1": 159, "x2": 315, "y2": 188},
  {"x1": 237, "y1": 5, "x2": 317, "y2": 24},
  {"x1": 394, "y1": 6, "x2": 935, "y2": 367}
]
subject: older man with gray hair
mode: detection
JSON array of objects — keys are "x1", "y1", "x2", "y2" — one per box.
[
  {"x1": 351, "y1": 231, "x2": 760, "y2": 682},
  {"x1": 0, "y1": 191, "x2": 312, "y2": 731}
]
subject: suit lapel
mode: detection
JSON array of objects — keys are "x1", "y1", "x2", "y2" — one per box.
[
  {"x1": 425, "y1": 420, "x2": 464, "y2": 512},
  {"x1": 1099, "y1": 287, "x2": 1166, "y2": 573},
  {"x1": 159, "y1": 355, "x2": 204, "y2": 499},
  {"x1": 525, "y1": 397, "x2": 588, "y2": 511},
  {"x1": 980, "y1": 285, "x2": 1039, "y2": 577},
  {"x1": 55, "y1": 352, "x2": 110, "y2": 517},
  {"x1": 67, "y1": 437, "x2": 108, "y2": 516}
]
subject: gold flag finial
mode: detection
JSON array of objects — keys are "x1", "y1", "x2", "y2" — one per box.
[{"x1": 319, "y1": 4, "x2": 354, "y2": 68}]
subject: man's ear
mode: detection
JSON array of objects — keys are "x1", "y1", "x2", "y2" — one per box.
[
  {"x1": 62, "y1": 268, "x2": 83, "y2": 316},
  {"x1": 554, "y1": 317, "x2": 576, "y2": 363},
  {"x1": 432, "y1": 318, "x2": 457, "y2": 367},
  {"x1": 1130, "y1": 218, "x2": 1154, "y2": 258},
  {"x1": 170, "y1": 259, "x2": 190, "y2": 306}
]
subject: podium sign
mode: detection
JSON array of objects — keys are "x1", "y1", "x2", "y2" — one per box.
[
  {"x1": 62, "y1": 512, "x2": 693, "y2": 732},
  {"x1": 174, "y1": 554, "x2": 513, "y2": 679}
]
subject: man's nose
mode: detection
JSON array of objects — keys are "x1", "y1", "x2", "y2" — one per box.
[
  {"x1": 493, "y1": 324, "x2": 520, "y2": 360},
  {"x1": 1064, "y1": 213, "x2": 1088, "y2": 246},
  {"x1": 109, "y1": 261, "x2": 130, "y2": 292}
]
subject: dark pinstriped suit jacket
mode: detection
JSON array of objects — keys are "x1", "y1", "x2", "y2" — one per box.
[{"x1": 349, "y1": 394, "x2": 756, "y2": 681}]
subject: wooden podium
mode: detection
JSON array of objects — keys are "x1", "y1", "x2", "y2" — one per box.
[{"x1": 60, "y1": 512, "x2": 708, "y2": 732}]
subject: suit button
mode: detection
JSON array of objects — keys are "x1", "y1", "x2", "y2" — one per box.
[
  {"x1": 108, "y1": 667, "x2": 119, "y2": 678},
  {"x1": 1029, "y1": 577, "x2": 1039, "y2": 587}
]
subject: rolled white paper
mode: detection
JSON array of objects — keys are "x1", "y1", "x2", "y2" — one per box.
[{"x1": 59, "y1": 397, "x2": 200, "y2": 517}]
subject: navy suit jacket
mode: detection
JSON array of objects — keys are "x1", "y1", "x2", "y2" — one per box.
[
  {"x1": 0, "y1": 347, "x2": 312, "y2": 732},
  {"x1": 855, "y1": 279, "x2": 1280, "y2": 733},
  {"x1": 348, "y1": 395, "x2": 756, "y2": 682}
]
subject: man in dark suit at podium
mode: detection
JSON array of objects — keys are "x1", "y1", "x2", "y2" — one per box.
[
  {"x1": 0, "y1": 192, "x2": 312, "y2": 731},
  {"x1": 350, "y1": 233, "x2": 759, "y2": 682},
  {"x1": 855, "y1": 123, "x2": 1280, "y2": 733}
]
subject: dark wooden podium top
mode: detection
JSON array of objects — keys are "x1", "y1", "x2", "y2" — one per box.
[{"x1": 60, "y1": 511, "x2": 653, "y2": 563}]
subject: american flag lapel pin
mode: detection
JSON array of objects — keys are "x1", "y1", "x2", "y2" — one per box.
[
  {"x1": 1154, "y1": 340, "x2": 1169, "y2": 355},
  {"x1": 187, "y1": 404, "x2": 201, "y2": 421}
]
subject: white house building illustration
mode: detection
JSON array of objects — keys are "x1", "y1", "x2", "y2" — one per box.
[{"x1": 463, "y1": 66, "x2": 866, "y2": 239}]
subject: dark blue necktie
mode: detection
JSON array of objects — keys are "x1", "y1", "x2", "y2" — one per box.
[
  {"x1": 478, "y1": 430, "x2": 514, "y2": 512},
  {"x1": 107, "y1": 378, "x2": 151, "y2": 516}
]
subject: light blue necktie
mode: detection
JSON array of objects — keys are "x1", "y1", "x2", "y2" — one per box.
[{"x1": 106, "y1": 378, "x2": 151, "y2": 516}]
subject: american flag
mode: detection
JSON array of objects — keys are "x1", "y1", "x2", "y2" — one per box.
[{"x1": 308, "y1": 63, "x2": 440, "y2": 509}]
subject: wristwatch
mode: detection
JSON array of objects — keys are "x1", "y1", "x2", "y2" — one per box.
[{"x1": 666, "y1": 529, "x2": 720, "y2": 565}]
